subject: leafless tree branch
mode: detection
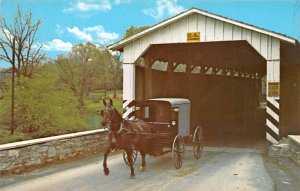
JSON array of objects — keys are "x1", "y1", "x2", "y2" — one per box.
[{"x1": 0, "y1": 5, "x2": 44, "y2": 77}]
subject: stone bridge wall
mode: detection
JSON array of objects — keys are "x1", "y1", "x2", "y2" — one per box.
[
  {"x1": 0, "y1": 129, "x2": 108, "y2": 175},
  {"x1": 269, "y1": 135, "x2": 300, "y2": 166},
  {"x1": 289, "y1": 135, "x2": 300, "y2": 165}
]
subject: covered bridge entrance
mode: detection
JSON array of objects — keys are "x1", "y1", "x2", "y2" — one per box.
[
  {"x1": 135, "y1": 41, "x2": 266, "y2": 146},
  {"x1": 108, "y1": 8, "x2": 299, "y2": 146}
]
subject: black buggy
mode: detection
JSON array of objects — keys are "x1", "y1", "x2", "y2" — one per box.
[{"x1": 123, "y1": 98, "x2": 204, "y2": 169}]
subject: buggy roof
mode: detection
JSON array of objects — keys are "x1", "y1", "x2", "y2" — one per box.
[{"x1": 149, "y1": 98, "x2": 190, "y2": 107}]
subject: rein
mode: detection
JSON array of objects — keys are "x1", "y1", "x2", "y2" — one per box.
[
  {"x1": 105, "y1": 108, "x2": 150, "y2": 139},
  {"x1": 117, "y1": 120, "x2": 152, "y2": 136},
  {"x1": 116, "y1": 121, "x2": 136, "y2": 134}
]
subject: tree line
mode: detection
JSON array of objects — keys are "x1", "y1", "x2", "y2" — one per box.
[
  {"x1": 0, "y1": 7, "x2": 126, "y2": 140},
  {"x1": 0, "y1": 6, "x2": 148, "y2": 142}
]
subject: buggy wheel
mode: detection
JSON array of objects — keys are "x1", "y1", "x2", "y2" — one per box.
[
  {"x1": 172, "y1": 135, "x2": 185, "y2": 169},
  {"x1": 123, "y1": 149, "x2": 138, "y2": 166},
  {"x1": 193, "y1": 126, "x2": 204, "y2": 159}
]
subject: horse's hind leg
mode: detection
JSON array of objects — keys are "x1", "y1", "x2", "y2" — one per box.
[
  {"x1": 127, "y1": 149, "x2": 135, "y2": 178},
  {"x1": 139, "y1": 152, "x2": 146, "y2": 172}
]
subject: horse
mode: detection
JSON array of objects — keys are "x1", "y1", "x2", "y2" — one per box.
[{"x1": 100, "y1": 99, "x2": 158, "y2": 178}]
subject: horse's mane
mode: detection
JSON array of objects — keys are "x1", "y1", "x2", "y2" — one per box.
[
  {"x1": 111, "y1": 106, "x2": 151, "y2": 133},
  {"x1": 113, "y1": 107, "x2": 122, "y2": 119}
]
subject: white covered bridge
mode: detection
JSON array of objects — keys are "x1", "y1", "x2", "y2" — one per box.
[{"x1": 108, "y1": 8, "x2": 300, "y2": 146}]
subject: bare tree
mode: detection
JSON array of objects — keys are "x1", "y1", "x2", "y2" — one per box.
[
  {"x1": 0, "y1": 6, "x2": 44, "y2": 134},
  {"x1": 0, "y1": 5, "x2": 45, "y2": 78}
]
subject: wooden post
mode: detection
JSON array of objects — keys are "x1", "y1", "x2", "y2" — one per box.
[
  {"x1": 222, "y1": 68, "x2": 227, "y2": 76},
  {"x1": 200, "y1": 66, "x2": 206, "y2": 76},
  {"x1": 212, "y1": 67, "x2": 217, "y2": 75},
  {"x1": 144, "y1": 57, "x2": 153, "y2": 99},
  {"x1": 187, "y1": 64, "x2": 192, "y2": 99},
  {"x1": 167, "y1": 61, "x2": 174, "y2": 97},
  {"x1": 10, "y1": 37, "x2": 15, "y2": 135}
]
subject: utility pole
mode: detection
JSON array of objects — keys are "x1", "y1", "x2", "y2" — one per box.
[{"x1": 10, "y1": 37, "x2": 15, "y2": 135}]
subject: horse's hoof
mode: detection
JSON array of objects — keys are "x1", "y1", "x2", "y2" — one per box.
[
  {"x1": 104, "y1": 168, "x2": 110, "y2": 176},
  {"x1": 129, "y1": 174, "x2": 135, "y2": 179},
  {"x1": 139, "y1": 166, "x2": 145, "y2": 172}
]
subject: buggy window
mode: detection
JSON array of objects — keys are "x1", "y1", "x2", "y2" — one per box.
[{"x1": 144, "y1": 107, "x2": 150, "y2": 119}]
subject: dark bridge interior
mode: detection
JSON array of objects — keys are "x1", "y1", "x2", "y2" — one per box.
[{"x1": 134, "y1": 41, "x2": 267, "y2": 147}]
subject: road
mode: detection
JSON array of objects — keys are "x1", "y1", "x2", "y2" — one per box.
[{"x1": 0, "y1": 147, "x2": 294, "y2": 191}]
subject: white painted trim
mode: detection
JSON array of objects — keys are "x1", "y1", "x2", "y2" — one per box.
[
  {"x1": 267, "y1": 97, "x2": 280, "y2": 109},
  {"x1": 194, "y1": 9, "x2": 295, "y2": 44},
  {"x1": 0, "y1": 129, "x2": 107, "y2": 151},
  {"x1": 288, "y1": 135, "x2": 300, "y2": 144},
  {"x1": 266, "y1": 119, "x2": 279, "y2": 135},
  {"x1": 266, "y1": 133, "x2": 279, "y2": 144},
  {"x1": 123, "y1": 100, "x2": 131, "y2": 110},
  {"x1": 108, "y1": 10, "x2": 194, "y2": 50},
  {"x1": 123, "y1": 107, "x2": 133, "y2": 118},
  {"x1": 266, "y1": 107, "x2": 280, "y2": 122},
  {"x1": 108, "y1": 8, "x2": 296, "y2": 50}
]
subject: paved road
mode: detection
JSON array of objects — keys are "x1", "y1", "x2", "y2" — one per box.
[{"x1": 0, "y1": 147, "x2": 277, "y2": 191}]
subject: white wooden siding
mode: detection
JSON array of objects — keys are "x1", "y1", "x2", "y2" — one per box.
[
  {"x1": 188, "y1": 13, "x2": 198, "y2": 32},
  {"x1": 205, "y1": 17, "x2": 215, "y2": 41},
  {"x1": 233, "y1": 26, "x2": 242, "y2": 40},
  {"x1": 122, "y1": 13, "x2": 280, "y2": 64},
  {"x1": 197, "y1": 14, "x2": 206, "y2": 42},
  {"x1": 260, "y1": 34, "x2": 268, "y2": 59},
  {"x1": 251, "y1": 31, "x2": 261, "y2": 54},
  {"x1": 224, "y1": 22, "x2": 233, "y2": 40},
  {"x1": 123, "y1": 64, "x2": 135, "y2": 101},
  {"x1": 215, "y1": 20, "x2": 224, "y2": 41}
]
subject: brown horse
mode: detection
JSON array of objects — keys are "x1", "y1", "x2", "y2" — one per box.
[{"x1": 100, "y1": 99, "x2": 158, "y2": 178}]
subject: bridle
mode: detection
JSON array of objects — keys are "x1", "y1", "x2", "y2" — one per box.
[{"x1": 103, "y1": 106, "x2": 121, "y2": 134}]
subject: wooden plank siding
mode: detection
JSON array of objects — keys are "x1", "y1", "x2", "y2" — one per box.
[
  {"x1": 122, "y1": 13, "x2": 279, "y2": 64},
  {"x1": 280, "y1": 42, "x2": 300, "y2": 136},
  {"x1": 135, "y1": 68, "x2": 264, "y2": 144}
]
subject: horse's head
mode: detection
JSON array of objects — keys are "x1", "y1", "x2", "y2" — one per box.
[{"x1": 100, "y1": 99, "x2": 120, "y2": 132}]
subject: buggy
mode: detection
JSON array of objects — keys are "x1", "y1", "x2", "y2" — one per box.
[{"x1": 123, "y1": 98, "x2": 204, "y2": 169}]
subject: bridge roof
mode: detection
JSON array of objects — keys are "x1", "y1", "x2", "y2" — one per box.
[{"x1": 108, "y1": 7, "x2": 297, "y2": 51}]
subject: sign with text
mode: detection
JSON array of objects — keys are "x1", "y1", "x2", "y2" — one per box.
[
  {"x1": 187, "y1": 32, "x2": 200, "y2": 42},
  {"x1": 268, "y1": 82, "x2": 280, "y2": 97}
]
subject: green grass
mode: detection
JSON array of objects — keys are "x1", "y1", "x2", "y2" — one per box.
[
  {"x1": 0, "y1": 90, "x2": 123, "y2": 144},
  {"x1": 84, "y1": 93, "x2": 123, "y2": 130},
  {"x1": 84, "y1": 90, "x2": 123, "y2": 114},
  {"x1": 0, "y1": 129, "x2": 27, "y2": 144},
  {"x1": 85, "y1": 90, "x2": 123, "y2": 104}
]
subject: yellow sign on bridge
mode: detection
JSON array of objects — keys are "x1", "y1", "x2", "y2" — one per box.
[
  {"x1": 268, "y1": 82, "x2": 280, "y2": 97},
  {"x1": 187, "y1": 32, "x2": 200, "y2": 42}
]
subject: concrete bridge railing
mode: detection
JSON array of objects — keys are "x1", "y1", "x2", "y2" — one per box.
[{"x1": 0, "y1": 129, "x2": 108, "y2": 176}]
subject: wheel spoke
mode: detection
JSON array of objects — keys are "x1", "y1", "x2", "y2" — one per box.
[
  {"x1": 172, "y1": 135, "x2": 184, "y2": 169},
  {"x1": 123, "y1": 149, "x2": 138, "y2": 166},
  {"x1": 193, "y1": 126, "x2": 204, "y2": 159}
]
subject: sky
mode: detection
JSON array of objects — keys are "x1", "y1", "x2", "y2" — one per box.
[{"x1": 0, "y1": 0, "x2": 300, "y2": 67}]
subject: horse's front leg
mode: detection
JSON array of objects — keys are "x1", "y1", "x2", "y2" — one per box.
[
  {"x1": 126, "y1": 149, "x2": 135, "y2": 178},
  {"x1": 103, "y1": 146, "x2": 111, "y2": 176},
  {"x1": 139, "y1": 152, "x2": 146, "y2": 172},
  {"x1": 103, "y1": 132, "x2": 116, "y2": 176}
]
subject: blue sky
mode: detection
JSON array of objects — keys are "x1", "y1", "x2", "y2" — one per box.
[{"x1": 0, "y1": 0, "x2": 300, "y2": 65}]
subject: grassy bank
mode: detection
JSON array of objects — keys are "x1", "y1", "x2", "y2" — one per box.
[{"x1": 0, "y1": 90, "x2": 123, "y2": 144}]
